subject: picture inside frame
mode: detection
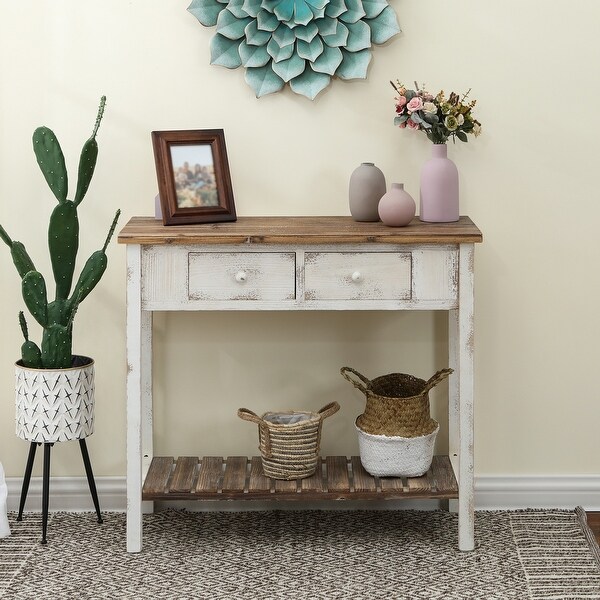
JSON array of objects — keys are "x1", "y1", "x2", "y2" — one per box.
[{"x1": 152, "y1": 129, "x2": 236, "y2": 225}]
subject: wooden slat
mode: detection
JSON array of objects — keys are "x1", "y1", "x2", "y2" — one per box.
[
  {"x1": 380, "y1": 476, "x2": 407, "y2": 493},
  {"x1": 118, "y1": 216, "x2": 483, "y2": 246},
  {"x1": 222, "y1": 456, "x2": 248, "y2": 493},
  {"x1": 169, "y1": 456, "x2": 197, "y2": 493},
  {"x1": 301, "y1": 457, "x2": 324, "y2": 493},
  {"x1": 326, "y1": 456, "x2": 350, "y2": 492},
  {"x1": 275, "y1": 478, "x2": 298, "y2": 493},
  {"x1": 248, "y1": 456, "x2": 271, "y2": 493},
  {"x1": 350, "y1": 456, "x2": 376, "y2": 493},
  {"x1": 196, "y1": 456, "x2": 223, "y2": 493},
  {"x1": 430, "y1": 455, "x2": 458, "y2": 494},
  {"x1": 407, "y1": 470, "x2": 433, "y2": 494},
  {"x1": 143, "y1": 457, "x2": 173, "y2": 496}
]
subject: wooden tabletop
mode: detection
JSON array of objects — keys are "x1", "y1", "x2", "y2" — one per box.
[{"x1": 118, "y1": 216, "x2": 483, "y2": 246}]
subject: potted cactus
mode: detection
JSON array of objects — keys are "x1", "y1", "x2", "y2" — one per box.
[
  {"x1": 0, "y1": 94, "x2": 119, "y2": 441},
  {"x1": 0, "y1": 96, "x2": 119, "y2": 542}
]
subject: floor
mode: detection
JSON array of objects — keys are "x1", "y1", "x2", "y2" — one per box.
[{"x1": 588, "y1": 512, "x2": 600, "y2": 545}]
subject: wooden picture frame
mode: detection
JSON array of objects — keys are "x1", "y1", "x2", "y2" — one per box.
[{"x1": 151, "y1": 129, "x2": 236, "y2": 225}]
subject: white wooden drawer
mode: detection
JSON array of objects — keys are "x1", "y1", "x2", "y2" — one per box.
[
  {"x1": 188, "y1": 252, "x2": 296, "y2": 301},
  {"x1": 304, "y1": 252, "x2": 412, "y2": 300}
]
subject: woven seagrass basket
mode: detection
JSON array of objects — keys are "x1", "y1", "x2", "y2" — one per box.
[
  {"x1": 340, "y1": 367, "x2": 452, "y2": 437},
  {"x1": 237, "y1": 402, "x2": 339, "y2": 480}
]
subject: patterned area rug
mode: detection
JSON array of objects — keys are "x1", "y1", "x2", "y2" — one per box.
[{"x1": 1, "y1": 508, "x2": 599, "y2": 599}]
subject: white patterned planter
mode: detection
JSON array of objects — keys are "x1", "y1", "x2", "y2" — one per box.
[{"x1": 15, "y1": 356, "x2": 95, "y2": 443}]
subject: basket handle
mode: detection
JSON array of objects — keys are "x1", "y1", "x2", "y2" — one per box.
[
  {"x1": 422, "y1": 368, "x2": 454, "y2": 394},
  {"x1": 340, "y1": 367, "x2": 371, "y2": 394},
  {"x1": 237, "y1": 408, "x2": 263, "y2": 425},
  {"x1": 237, "y1": 408, "x2": 272, "y2": 458},
  {"x1": 318, "y1": 401, "x2": 340, "y2": 420}
]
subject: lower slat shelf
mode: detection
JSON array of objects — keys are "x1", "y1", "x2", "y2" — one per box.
[{"x1": 142, "y1": 455, "x2": 458, "y2": 501}]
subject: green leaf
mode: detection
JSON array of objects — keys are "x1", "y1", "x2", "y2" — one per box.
[
  {"x1": 245, "y1": 65, "x2": 285, "y2": 97},
  {"x1": 394, "y1": 115, "x2": 409, "y2": 125},
  {"x1": 456, "y1": 131, "x2": 468, "y2": 142},
  {"x1": 361, "y1": 0, "x2": 388, "y2": 19},
  {"x1": 297, "y1": 37, "x2": 324, "y2": 62},
  {"x1": 273, "y1": 0, "x2": 295, "y2": 21},
  {"x1": 239, "y1": 40, "x2": 271, "y2": 67},
  {"x1": 339, "y1": 0, "x2": 366, "y2": 23},
  {"x1": 325, "y1": 0, "x2": 346, "y2": 18},
  {"x1": 267, "y1": 36, "x2": 295, "y2": 62},
  {"x1": 245, "y1": 20, "x2": 272, "y2": 45},
  {"x1": 310, "y1": 45, "x2": 343, "y2": 75},
  {"x1": 210, "y1": 34, "x2": 242, "y2": 68},
  {"x1": 272, "y1": 53, "x2": 306, "y2": 82},
  {"x1": 187, "y1": 0, "x2": 225, "y2": 27},
  {"x1": 335, "y1": 48, "x2": 371, "y2": 79},
  {"x1": 257, "y1": 9, "x2": 279, "y2": 31},
  {"x1": 366, "y1": 5, "x2": 400, "y2": 45},
  {"x1": 216, "y1": 9, "x2": 252, "y2": 40},
  {"x1": 227, "y1": 0, "x2": 249, "y2": 18},
  {"x1": 316, "y1": 17, "x2": 337, "y2": 36},
  {"x1": 241, "y1": 0, "x2": 261, "y2": 17},
  {"x1": 322, "y1": 21, "x2": 349, "y2": 47},
  {"x1": 272, "y1": 23, "x2": 296, "y2": 47},
  {"x1": 293, "y1": 0, "x2": 314, "y2": 25},
  {"x1": 294, "y1": 22, "x2": 318, "y2": 42},
  {"x1": 289, "y1": 68, "x2": 331, "y2": 99},
  {"x1": 345, "y1": 20, "x2": 371, "y2": 51}
]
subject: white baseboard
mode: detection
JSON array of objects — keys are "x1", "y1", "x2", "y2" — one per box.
[{"x1": 6, "y1": 474, "x2": 600, "y2": 512}]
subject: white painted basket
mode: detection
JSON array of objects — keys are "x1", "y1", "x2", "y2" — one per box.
[{"x1": 355, "y1": 419, "x2": 439, "y2": 478}]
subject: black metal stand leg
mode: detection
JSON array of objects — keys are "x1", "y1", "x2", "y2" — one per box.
[
  {"x1": 17, "y1": 442, "x2": 39, "y2": 521},
  {"x1": 41, "y1": 443, "x2": 52, "y2": 545},
  {"x1": 79, "y1": 439, "x2": 102, "y2": 524}
]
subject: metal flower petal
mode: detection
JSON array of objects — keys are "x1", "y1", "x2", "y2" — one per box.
[{"x1": 188, "y1": 0, "x2": 400, "y2": 99}]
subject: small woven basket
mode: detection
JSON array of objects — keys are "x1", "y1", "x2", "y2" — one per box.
[
  {"x1": 238, "y1": 402, "x2": 339, "y2": 480},
  {"x1": 355, "y1": 418, "x2": 440, "y2": 477},
  {"x1": 341, "y1": 367, "x2": 452, "y2": 437}
]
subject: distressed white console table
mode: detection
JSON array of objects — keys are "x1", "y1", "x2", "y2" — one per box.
[{"x1": 118, "y1": 216, "x2": 482, "y2": 553}]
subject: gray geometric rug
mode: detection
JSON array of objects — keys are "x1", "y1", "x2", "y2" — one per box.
[{"x1": 1, "y1": 508, "x2": 599, "y2": 599}]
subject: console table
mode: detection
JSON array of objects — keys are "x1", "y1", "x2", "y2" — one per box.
[{"x1": 118, "y1": 216, "x2": 482, "y2": 553}]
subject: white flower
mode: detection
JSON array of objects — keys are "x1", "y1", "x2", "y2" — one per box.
[
  {"x1": 422, "y1": 101, "x2": 437, "y2": 114},
  {"x1": 457, "y1": 114, "x2": 464, "y2": 126}
]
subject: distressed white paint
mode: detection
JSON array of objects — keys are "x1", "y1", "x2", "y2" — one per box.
[
  {"x1": 126, "y1": 244, "x2": 143, "y2": 553},
  {"x1": 304, "y1": 252, "x2": 411, "y2": 300},
  {"x1": 126, "y1": 239, "x2": 476, "y2": 552},
  {"x1": 188, "y1": 252, "x2": 296, "y2": 301}
]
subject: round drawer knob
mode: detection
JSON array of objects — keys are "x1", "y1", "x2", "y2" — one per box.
[
  {"x1": 352, "y1": 271, "x2": 362, "y2": 282},
  {"x1": 235, "y1": 271, "x2": 247, "y2": 283}
]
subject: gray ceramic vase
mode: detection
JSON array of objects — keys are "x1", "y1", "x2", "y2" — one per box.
[{"x1": 349, "y1": 162, "x2": 386, "y2": 222}]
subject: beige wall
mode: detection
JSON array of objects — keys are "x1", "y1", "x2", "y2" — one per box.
[{"x1": 1, "y1": 1, "x2": 598, "y2": 479}]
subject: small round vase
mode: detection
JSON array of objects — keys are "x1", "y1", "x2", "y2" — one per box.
[
  {"x1": 419, "y1": 144, "x2": 459, "y2": 223},
  {"x1": 378, "y1": 183, "x2": 415, "y2": 227},
  {"x1": 349, "y1": 162, "x2": 386, "y2": 222}
]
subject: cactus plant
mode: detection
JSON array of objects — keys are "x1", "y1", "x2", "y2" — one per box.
[{"x1": 0, "y1": 96, "x2": 120, "y2": 369}]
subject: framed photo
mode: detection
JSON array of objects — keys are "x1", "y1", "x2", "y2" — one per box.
[{"x1": 151, "y1": 129, "x2": 236, "y2": 225}]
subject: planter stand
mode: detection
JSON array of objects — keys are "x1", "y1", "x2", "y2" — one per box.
[{"x1": 16, "y1": 439, "x2": 102, "y2": 544}]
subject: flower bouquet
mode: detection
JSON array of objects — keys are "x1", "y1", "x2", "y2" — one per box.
[{"x1": 391, "y1": 81, "x2": 481, "y2": 145}]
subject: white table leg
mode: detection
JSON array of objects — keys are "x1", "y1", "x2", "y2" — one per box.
[
  {"x1": 141, "y1": 309, "x2": 154, "y2": 515},
  {"x1": 126, "y1": 245, "x2": 143, "y2": 553},
  {"x1": 455, "y1": 243, "x2": 475, "y2": 551}
]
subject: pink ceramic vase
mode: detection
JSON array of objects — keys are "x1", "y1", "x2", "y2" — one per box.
[
  {"x1": 378, "y1": 183, "x2": 415, "y2": 227},
  {"x1": 419, "y1": 144, "x2": 459, "y2": 223}
]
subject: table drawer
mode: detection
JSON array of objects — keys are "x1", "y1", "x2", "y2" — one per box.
[
  {"x1": 188, "y1": 252, "x2": 296, "y2": 301},
  {"x1": 304, "y1": 252, "x2": 412, "y2": 300}
]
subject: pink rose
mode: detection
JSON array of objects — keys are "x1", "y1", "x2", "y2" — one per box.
[
  {"x1": 406, "y1": 117, "x2": 420, "y2": 130},
  {"x1": 406, "y1": 97, "x2": 424, "y2": 112},
  {"x1": 395, "y1": 96, "x2": 407, "y2": 113}
]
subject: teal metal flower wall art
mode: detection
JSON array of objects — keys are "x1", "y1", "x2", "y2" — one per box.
[{"x1": 187, "y1": 0, "x2": 400, "y2": 99}]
